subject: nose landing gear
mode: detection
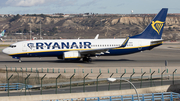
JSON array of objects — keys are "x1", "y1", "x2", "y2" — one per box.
[{"x1": 12, "y1": 56, "x2": 22, "y2": 62}]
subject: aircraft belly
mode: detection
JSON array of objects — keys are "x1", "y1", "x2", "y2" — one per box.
[
  {"x1": 107, "y1": 48, "x2": 140, "y2": 55},
  {"x1": 11, "y1": 51, "x2": 64, "y2": 57}
]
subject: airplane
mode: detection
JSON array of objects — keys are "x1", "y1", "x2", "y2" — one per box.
[
  {"x1": 0, "y1": 30, "x2": 6, "y2": 41},
  {"x1": 0, "y1": 30, "x2": 6, "y2": 38},
  {"x1": 2, "y1": 8, "x2": 168, "y2": 63}
]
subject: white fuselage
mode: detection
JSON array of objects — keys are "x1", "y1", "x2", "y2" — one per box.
[{"x1": 2, "y1": 38, "x2": 162, "y2": 59}]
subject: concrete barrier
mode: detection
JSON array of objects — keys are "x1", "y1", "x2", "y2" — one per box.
[{"x1": 0, "y1": 85, "x2": 172, "y2": 101}]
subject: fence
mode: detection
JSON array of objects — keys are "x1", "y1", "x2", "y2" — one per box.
[
  {"x1": 0, "y1": 83, "x2": 32, "y2": 91},
  {"x1": 6, "y1": 67, "x2": 175, "y2": 74},
  {"x1": 1, "y1": 66, "x2": 180, "y2": 96}
]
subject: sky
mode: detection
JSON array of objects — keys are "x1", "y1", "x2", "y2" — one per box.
[{"x1": 0, "y1": 0, "x2": 180, "y2": 14}]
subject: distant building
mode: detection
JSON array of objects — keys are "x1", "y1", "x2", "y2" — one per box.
[{"x1": 63, "y1": 14, "x2": 70, "y2": 18}]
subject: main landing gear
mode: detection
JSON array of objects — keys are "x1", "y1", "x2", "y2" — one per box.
[
  {"x1": 83, "y1": 57, "x2": 92, "y2": 62},
  {"x1": 18, "y1": 59, "x2": 21, "y2": 63}
]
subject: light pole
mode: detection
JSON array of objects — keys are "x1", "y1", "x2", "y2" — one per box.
[
  {"x1": 108, "y1": 78, "x2": 140, "y2": 101},
  {"x1": 120, "y1": 78, "x2": 140, "y2": 101}
]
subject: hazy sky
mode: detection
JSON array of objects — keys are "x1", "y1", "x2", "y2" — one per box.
[{"x1": 0, "y1": 0, "x2": 180, "y2": 14}]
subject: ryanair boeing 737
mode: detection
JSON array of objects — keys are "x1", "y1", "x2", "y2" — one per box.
[{"x1": 2, "y1": 8, "x2": 168, "y2": 62}]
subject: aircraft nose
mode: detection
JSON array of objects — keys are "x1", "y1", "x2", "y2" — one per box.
[{"x1": 2, "y1": 48, "x2": 9, "y2": 54}]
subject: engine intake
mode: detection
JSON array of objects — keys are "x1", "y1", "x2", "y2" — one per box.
[{"x1": 63, "y1": 51, "x2": 81, "y2": 60}]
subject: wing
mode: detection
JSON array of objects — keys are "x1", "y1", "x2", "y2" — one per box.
[{"x1": 79, "y1": 37, "x2": 129, "y2": 55}]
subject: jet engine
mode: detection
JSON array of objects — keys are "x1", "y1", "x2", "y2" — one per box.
[{"x1": 63, "y1": 51, "x2": 81, "y2": 60}]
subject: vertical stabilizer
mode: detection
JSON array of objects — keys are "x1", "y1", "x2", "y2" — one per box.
[
  {"x1": 0, "y1": 30, "x2": 5, "y2": 37},
  {"x1": 131, "y1": 8, "x2": 168, "y2": 39}
]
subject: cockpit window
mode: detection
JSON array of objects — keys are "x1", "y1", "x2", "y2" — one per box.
[{"x1": 9, "y1": 45, "x2": 16, "y2": 48}]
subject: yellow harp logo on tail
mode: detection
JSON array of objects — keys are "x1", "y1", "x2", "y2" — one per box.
[{"x1": 151, "y1": 21, "x2": 164, "y2": 34}]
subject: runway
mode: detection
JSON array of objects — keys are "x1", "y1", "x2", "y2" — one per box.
[{"x1": 0, "y1": 43, "x2": 180, "y2": 68}]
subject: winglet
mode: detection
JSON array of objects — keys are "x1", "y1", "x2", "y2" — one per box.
[{"x1": 120, "y1": 37, "x2": 129, "y2": 47}]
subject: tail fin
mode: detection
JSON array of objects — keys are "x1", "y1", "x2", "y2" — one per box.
[
  {"x1": 0, "y1": 30, "x2": 5, "y2": 37},
  {"x1": 131, "y1": 8, "x2": 168, "y2": 39}
]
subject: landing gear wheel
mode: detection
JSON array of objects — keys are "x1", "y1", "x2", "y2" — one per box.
[
  {"x1": 83, "y1": 57, "x2": 92, "y2": 62},
  {"x1": 87, "y1": 58, "x2": 92, "y2": 63},
  {"x1": 18, "y1": 59, "x2": 21, "y2": 63},
  {"x1": 83, "y1": 57, "x2": 88, "y2": 62}
]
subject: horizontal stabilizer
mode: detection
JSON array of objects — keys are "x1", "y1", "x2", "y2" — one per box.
[
  {"x1": 151, "y1": 38, "x2": 178, "y2": 44},
  {"x1": 150, "y1": 38, "x2": 175, "y2": 43},
  {"x1": 151, "y1": 40, "x2": 163, "y2": 43},
  {"x1": 150, "y1": 40, "x2": 164, "y2": 47}
]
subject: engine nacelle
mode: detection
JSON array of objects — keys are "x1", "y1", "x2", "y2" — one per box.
[{"x1": 63, "y1": 51, "x2": 81, "y2": 60}]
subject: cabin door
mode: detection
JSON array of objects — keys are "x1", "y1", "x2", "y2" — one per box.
[{"x1": 138, "y1": 41, "x2": 142, "y2": 50}]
